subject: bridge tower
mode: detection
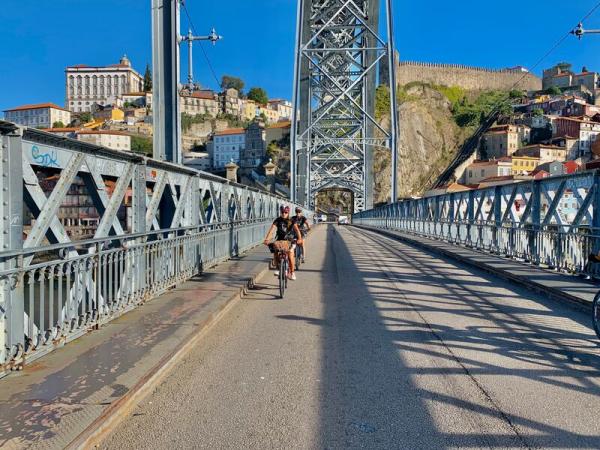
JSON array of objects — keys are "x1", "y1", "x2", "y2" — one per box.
[{"x1": 291, "y1": 0, "x2": 399, "y2": 212}]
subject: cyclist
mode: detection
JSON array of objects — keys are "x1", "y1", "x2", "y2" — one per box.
[
  {"x1": 292, "y1": 207, "x2": 311, "y2": 262},
  {"x1": 263, "y1": 205, "x2": 303, "y2": 280}
]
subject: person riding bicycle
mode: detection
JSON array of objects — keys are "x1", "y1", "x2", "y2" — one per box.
[
  {"x1": 263, "y1": 205, "x2": 303, "y2": 280},
  {"x1": 292, "y1": 207, "x2": 311, "y2": 262}
]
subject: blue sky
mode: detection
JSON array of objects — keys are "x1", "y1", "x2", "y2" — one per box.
[{"x1": 1, "y1": 0, "x2": 600, "y2": 112}]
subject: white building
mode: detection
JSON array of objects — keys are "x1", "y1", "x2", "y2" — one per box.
[
  {"x1": 267, "y1": 99, "x2": 293, "y2": 120},
  {"x1": 76, "y1": 130, "x2": 131, "y2": 151},
  {"x1": 4, "y1": 103, "x2": 72, "y2": 128},
  {"x1": 66, "y1": 55, "x2": 143, "y2": 113},
  {"x1": 464, "y1": 158, "x2": 513, "y2": 185},
  {"x1": 183, "y1": 151, "x2": 211, "y2": 172},
  {"x1": 210, "y1": 128, "x2": 246, "y2": 169}
]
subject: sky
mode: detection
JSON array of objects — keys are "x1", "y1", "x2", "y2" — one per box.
[{"x1": 1, "y1": 0, "x2": 600, "y2": 112}]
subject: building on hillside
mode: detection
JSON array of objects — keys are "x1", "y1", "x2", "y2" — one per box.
[
  {"x1": 66, "y1": 55, "x2": 143, "y2": 112},
  {"x1": 257, "y1": 104, "x2": 279, "y2": 123},
  {"x1": 183, "y1": 151, "x2": 211, "y2": 172},
  {"x1": 4, "y1": 103, "x2": 72, "y2": 128},
  {"x1": 482, "y1": 125, "x2": 529, "y2": 158},
  {"x1": 218, "y1": 88, "x2": 243, "y2": 118},
  {"x1": 40, "y1": 127, "x2": 80, "y2": 138},
  {"x1": 242, "y1": 100, "x2": 259, "y2": 121},
  {"x1": 241, "y1": 122, "x2": 266, "y2": 172},
  {"x1": 511, "y1": 155, "x2": 540, "y2": 175},
  {"x1": 463, "y1": 158, "x2": 513, "y2": 184},
  {"x1": 92, "y1": 104, "x2": 124, "y2": 122},
  {"x1": 478, "y1": 174, "x2": 532, "y2": 188},
  {"x1": 573, "y1": 70, "x2": 599, "y2": 93},
  {"x1": 513, "y1": 144, "x2": 567, "y2": 164},
  {"x1": 554, "y1": 116, "x2": 600, "y2": 158},
  {"x1": 76, "y1": 130, "x2": 131, "y2": 151},
  {"x1": 180, "y1": 89, "x2": 219, "y2": 116},
  {"x1": 549, "y1": 135, "x2": 579, "y2": 159},
  {"x1": 121, "y1": 91, "x2": 152, "y2": 108},
  {"x1": 424, "y1": 182, "x2": 476, "y2": 197},
  {"x1": 267, "y1": 99, "x2": 293, "y2": 120},
  {"x1": 265, "y1": 121, "x2": 291, "y2": 144},
  {"x1": 209, "y1": 128, "x2": 246, "y2": 169}
]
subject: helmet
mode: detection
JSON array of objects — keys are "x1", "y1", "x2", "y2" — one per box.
[
  {"x1": 295, "y1": 207, "x2": 302, "y2": 213},
  {"x1": 280, "y1": 205, "x2": 290, "y2": 214}
]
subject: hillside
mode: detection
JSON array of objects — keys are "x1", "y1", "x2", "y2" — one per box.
[{"x1": 374, "y1": 83, "x2": 516, "y2": 202}]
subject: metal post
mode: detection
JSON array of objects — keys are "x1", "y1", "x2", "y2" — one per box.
[
  {"x1": 592, "y1": 171, "x2": 600, "y2": 253},
  {"x1": 531, "y1": 180, "x2": 541, "y2": 262},
  {"x1": 131, "y1": 164, "x2": 147, "y2": 294},
  {"x1": 290, "y1": 0, "x2": 305, "y2": 203},
  {"x1": 152, "y1": 0, "x2": 181, "y2": 164},
  {"x1": 385, "y1": 0, "x2": 399, "y2": 203},
  {"x1": 0, "y1": 124, "x2": 24, "y2": 366}
]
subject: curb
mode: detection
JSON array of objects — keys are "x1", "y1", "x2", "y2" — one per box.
[
  {"x1": 66, "y1": 264, "x2": 271, "y2": 450},
  {"x1": 354, "y1": 225, "x2": 593, "y2": 312}
]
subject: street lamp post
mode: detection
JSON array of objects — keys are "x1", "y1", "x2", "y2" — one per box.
[{"x1": 179, "y1": 28, "x2": 222, "y2": 91}]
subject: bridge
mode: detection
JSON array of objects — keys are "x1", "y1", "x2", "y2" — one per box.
[{"x1": 1, "y1": 1, "x2": 600, "y2": 449}]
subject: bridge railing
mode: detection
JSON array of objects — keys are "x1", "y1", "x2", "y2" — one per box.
[
  {"x1": 353, "y1": 170, "x2": 600, "y2": 276},
  {"x1": 0, "y1": 122, "x2": 308, "y2": 375}
]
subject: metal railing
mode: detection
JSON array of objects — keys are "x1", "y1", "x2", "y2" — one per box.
[
  {"x1": 353, "y1": 170, "x2": 600, "y2": 277},
  {"x1": 0, "y1": 122, "x2": 309, "y2": 375}
]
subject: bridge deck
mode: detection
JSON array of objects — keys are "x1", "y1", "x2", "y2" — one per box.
[{"x1": 102, "y1": 225, "x2": 600, "y2": 449}]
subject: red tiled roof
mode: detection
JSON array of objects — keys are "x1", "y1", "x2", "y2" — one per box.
[
  {"x1": 267, "y1": 121, "x2": 291, "y2": 129},
  {"x1": 4, "y1": 102, "x2": 69, "y2": 112},
  {"x1": 41, "y1": 127, "x2": 80, "y2": 132},
  {"x1": 214, "y1": 128, "x2": 245, "y2": 136},
  {"x1": 77, "y1": 130, "x2": 129, "y2": 136}
]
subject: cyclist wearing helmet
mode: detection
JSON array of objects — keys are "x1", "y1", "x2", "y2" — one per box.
[
  {"x1": 263, "y1": 205, "x2": 303, "y2": 280},
  {"x1": 292, "y1": 207, "x2": 311, "y2": 262}
]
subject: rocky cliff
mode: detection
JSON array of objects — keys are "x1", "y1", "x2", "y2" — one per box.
[{"x1": 374, "y1": 84, "x2": 471, "y2": 203}]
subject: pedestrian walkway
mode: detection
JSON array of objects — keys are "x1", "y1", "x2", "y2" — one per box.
[
  {"x1": 0, "y1": 247, "x2": 271, "y2": 450},
  {"x1": 102, "y1": 225, "x2": 600, "y2": 449},
  {"x1": 357, "y1": 225, "x2": 600, "y2": 308}
]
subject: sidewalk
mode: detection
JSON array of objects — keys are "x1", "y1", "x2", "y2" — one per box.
[
  {"x1": 0, "y1": 246, "x2": 271, "y2": 450},
  {"x1": 356, "y1": 225, "x2": 600, "y2": 309}
]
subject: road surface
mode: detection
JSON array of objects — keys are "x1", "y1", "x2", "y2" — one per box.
[{"x1": 104, "y1": 225, "x2": 600, "y2": 449}]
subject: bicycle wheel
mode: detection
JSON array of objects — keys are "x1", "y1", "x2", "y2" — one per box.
[
  {"x1": 295, "y1": 245, "x2": 301, "y2": 270},
  {"x1": 279, "y1": 258, "x2": 286, "y2": 299},
  {"x1": 593, "y1": 291, "x2": 600, "y2": 340}
]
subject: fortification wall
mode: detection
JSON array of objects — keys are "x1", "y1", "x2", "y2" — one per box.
[{"x1": 396, "y1": 61, "x2": 542, "y2": 92}]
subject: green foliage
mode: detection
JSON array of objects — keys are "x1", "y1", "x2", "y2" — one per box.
[
  {"x1": 509, "y1": 89, "x2": 524, "y2": 99},
  {"x1": 532, "y1": 108, "x2": 544, "y2": 117},
  {"x1": 259, "y1": 112, "x2": 269, "y2": 125},
  {"x1": 247, "y1": 87, "x2": 268, "y2": 105},
  {"x1": 433, "y1": 85, "x2": 466, "y2": 107},
  {"x1": 375, "y1": 85, "x2": 390, "y2": 120},
  {"x1": 52, "y1": 121, "x2": 65, "y2": 128},
  {"x1": 131, "y1": 135, "x2": 153, "y2": 156},
  {"x1": 451, "y1": 90, "x2": 512, "y2": 128},
  {"x1": 181, "y1": 112, "x2": 212, "y2": 132},
  {"x1": 143, "y1": 64, "x2": 152, "y2": 92},
  {"x1": 79, "y1": 112, "x2": 92, "y2": 123},
  {"x1": 216, "y1": 113, "x2": 249, "y2": 129},
  {"x1": 545, "y1": 85, "x2": 562, "y2": 95},
  {"x1": 221, "y1": 75, "x2": 245, "y2": 93}
]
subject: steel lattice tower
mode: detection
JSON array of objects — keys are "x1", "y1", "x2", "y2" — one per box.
[{"x1": 291, "y1": 0, "x2": 399, "y2": 212}]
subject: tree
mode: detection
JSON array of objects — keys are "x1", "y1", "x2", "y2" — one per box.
[
  {"x1": 221, "y1": 75, "x2": 245, "y2": 93},
  {"x1": 375, "y1": 85, "x2": 390, "y2": 120},
  {"x1": 143, "y1": 64, "x2": 152, "y2": 92},
  {"x1": 52, "y1": 121, "x2": 65, "y2": 128},
  {"x1": 545, "y1": 85, "x2": 561, "y2": 95},
  {"x1": 131, "y1": 135, "x2": 153, "y2": 156},
  {"x1": 247, "y1": 87, "x2": 268, "y2": 105},
  {"x1": 79, "y1": 112, "x2": 92, "y2": 123}
]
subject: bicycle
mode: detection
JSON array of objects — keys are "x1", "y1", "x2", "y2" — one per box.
[
  {"x1": 593, "y1": 291, "x2": 600, "y2": 339},
  {"x1": 294, "y1": 230, "x2": 307, "y2": 270},
  {"x1": 268, "y1": 242, "x2": 291, "y2": 298}
]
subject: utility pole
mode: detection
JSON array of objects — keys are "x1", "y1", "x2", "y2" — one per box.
[
  {"x1": 180, "y1": 28, "x2": 222, "y2": 91},
  {"x1": 571, "y1": 22, "x2": 600, "y2": 39}
]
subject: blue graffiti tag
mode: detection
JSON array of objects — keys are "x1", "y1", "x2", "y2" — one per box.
[{"x1": 31, "y1": 145, "x2": 59, "y2": 167}]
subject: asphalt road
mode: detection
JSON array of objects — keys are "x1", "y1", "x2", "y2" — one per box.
[{"x1": 104, "y1": 224, "x2": 600, "y2": 449}]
